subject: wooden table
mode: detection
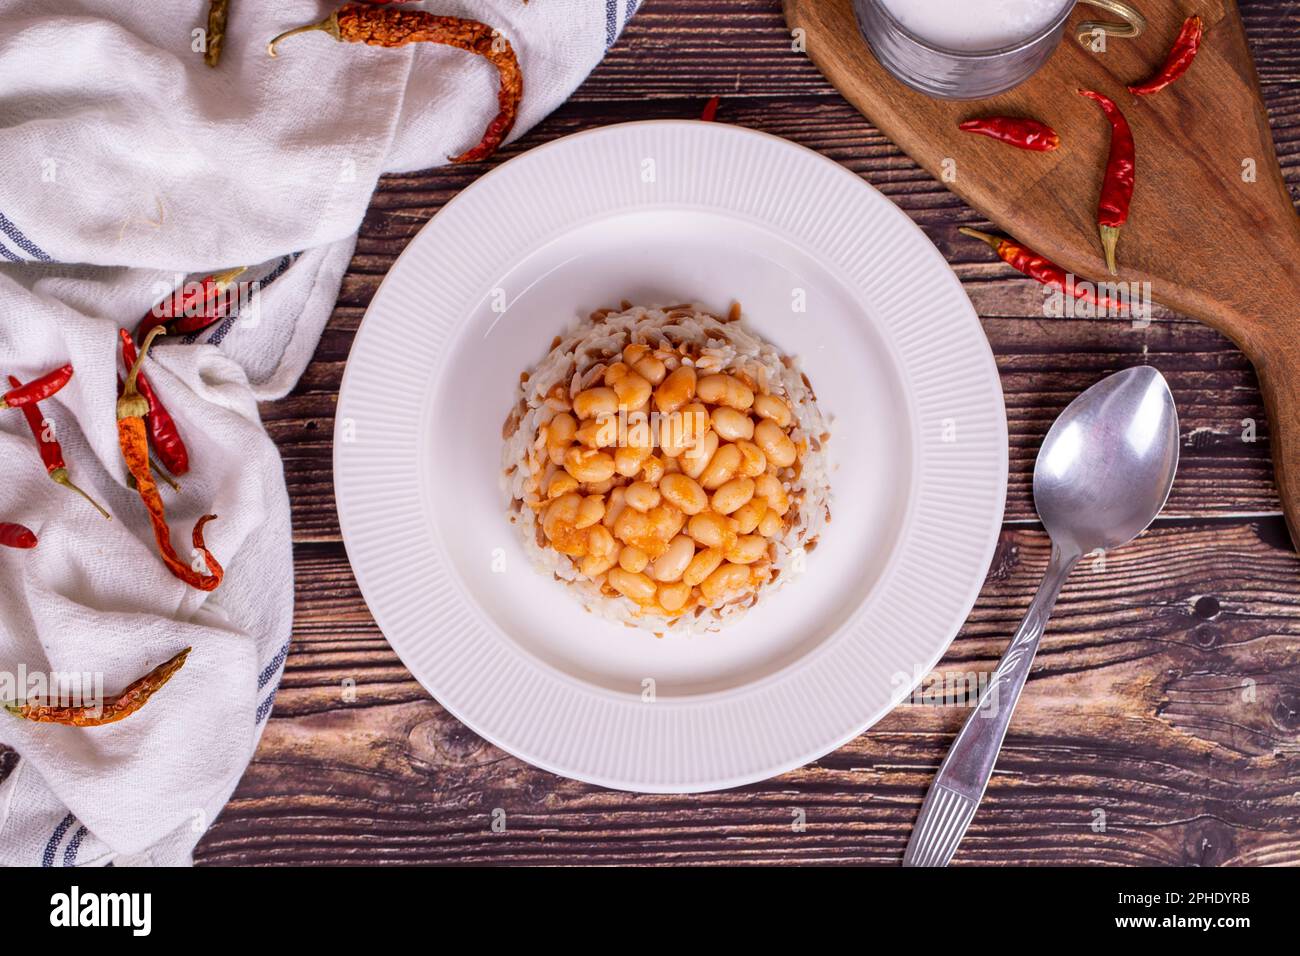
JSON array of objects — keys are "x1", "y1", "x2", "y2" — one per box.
[{"x1": 193, "y1": 0, "x2": 1300, "y2": 866}]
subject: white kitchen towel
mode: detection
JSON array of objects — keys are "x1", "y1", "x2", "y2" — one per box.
[{"x1": 0, "y1": 0, "x2": 639, "y2": 866}]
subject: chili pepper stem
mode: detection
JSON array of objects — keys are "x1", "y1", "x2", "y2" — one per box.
[
  {"x1": 51, "y1": 468, "x2": 111, "y2": 521},
  {"x1": 958, "y1": 227, "x2": 1002, "y2": 251},
  {"x1": 267, "y1": 13, "x2": 342, "y2": 56},
  {"x1": 150, "y1": 456, "x2": 181, "y2": 492},
  {"x1": 211, "y1": 265, "x2": 247, "y2": 288},
  {"x1": 119, "y1": 327, "x2": 165, "y2": 421},
  {"x1": 1100, "y1": 225, "x2": 1121, "y2": 276}
]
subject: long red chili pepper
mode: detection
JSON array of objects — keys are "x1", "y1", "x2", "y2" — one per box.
[
  {"x1": 135, "y1": 266, "x2": 246, "y2": 344},
  {"x1": 118, "y1": 329, "x2": 223, "y2": 591},
  {"x1": 959, "y1": 228, "x2": 1128, "y2": 312},
  {"x1": 0, "y1": 522, "x2": 38, "y2": 549},
  {"x1": 8, "y1": 375, "x2": 111, "y2": 520},
  {"x1": 958, "y1": 116, "x2": 1060, "y2": 152},
  {"x1": 267, "y1": 4, "x2": 523, "y2": 164},
  {"x1": 5, "y1": 647, "x2": 189, "y2": 726},
  {"x1": 120, "y1": 329, "x2": 189, "y2": 477},
  {"x1": 1129, "y1": 15, "x2": 1203, "y2": 96},
  {"x1": 1078, "y1": 90, "x2": 1135, "y2": 276},
  {"x1": 0, "y1": 365, "x2": 72, "y2": 410}
]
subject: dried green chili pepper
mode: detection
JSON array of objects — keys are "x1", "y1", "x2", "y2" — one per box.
[
  {"x1": 268, "y1": 3, "x2": 523, "y2": 164},
  {"x1": 5, "y1": 647, "x2": 190, "y2": 726}
]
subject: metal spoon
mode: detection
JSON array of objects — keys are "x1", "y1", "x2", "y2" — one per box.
[{"x1": 903, "y1": 366, "x2": 1179, "y2": 867}]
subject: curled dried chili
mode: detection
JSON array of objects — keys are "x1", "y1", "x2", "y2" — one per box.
[
  {"x1": 120, "y1": 329, "x2": 189, "y2": 477},
  {"x1": 701, "y1": 95, "x2": 721, "y2": 122},
  {"x1": 118, "y1": 329, "x2": 223, "y2": 591},
  {"x1": 958, "y1": 116, "x2": 1060, "y2": 152},
  {"x1": 5, "y1": 647, "x2": 190, "y2": 726},
  {"x1": 268, "y1": 3, "x2": 523, "y2": 164},
  {"x1": 959, "y1": 227, "x2": 1128, "y2": 313},
  {"x1": 205, "y1": 0, "x2": 230, "y2": 68},
  {"x1": 1078, "y1": 89, "x2": 1135, "y2": 276},
  {"x1": 1129, "y1": 15, "x2": 1203, "y2": 95},
  {"x1": 8, "y1": 375, "x2": 111, "y2": 520},
  {"x1": 135, "y1": 266, "x2": 246, "y2": 344},
  {"x1": 0, "y1": 522, "x2": 37, "y2": 549},
  {"x1": 0, "y1": 364, "x2": 72, "y2": 410}
]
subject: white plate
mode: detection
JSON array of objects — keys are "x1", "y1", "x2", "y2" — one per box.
[{"x1": 334, "y1": 121, "x2": 1006, "y2": 792}]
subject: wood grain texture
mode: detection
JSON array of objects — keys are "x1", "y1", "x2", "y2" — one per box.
[
  {"x1": 196, "y1": 523, "x2": 1300, "y2": 866},
  {"x1": 785, "y1": 0, "x2": 1300, "y2": 546},
  {"x1": 191, "y1": 0, "x2": 1300, "y2": 866}
]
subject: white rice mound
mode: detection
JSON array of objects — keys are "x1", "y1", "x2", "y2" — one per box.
[{"x1": 501, "y1": 303, "x2": 831, "y2": 634}]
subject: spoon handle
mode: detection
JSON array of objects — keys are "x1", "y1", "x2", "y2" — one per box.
[{"x1": 904, "y1": 544, "x2": 1079, "y2": 867}]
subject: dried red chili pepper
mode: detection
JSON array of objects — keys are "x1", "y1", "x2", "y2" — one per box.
[
  {"x1": 115, "y1": 376, "x2": 183, "y2": 493},
  {"x1": 701, "y1": 95, "x2": 720, "y2": 122},
  {"x1": 5, "y1": 647, "x2": 190, "y2": 726},
  {"x1": 0, "y1": 364, "x2": 72, "y2": 410},
  {"x1": 204, "y1": 0, "x2": 229, "y2": 68},
  {"x1": 1129, "y1": 15, "x2": 1203, "y2": 96},
  {"x1": 958, "y1": 116, "x2": 1060, "y2": 152},
  {"x1": 135, "y1": 266, "x2": 246, "y2": 344},
  {"x1": 118, "y1": 329, "x2": 223, "y2": 591},
  {"x1": 959, "y1": 228, "x2": 1128, "y2": 312},
  {"x1": 1078, "y1": 89, "x2": 1135, "y2": 276},
  {"x1": 0, "y1": 522, "x2": 38, "y2": 549},
  {"x1": 268, "y1": 4, "x2": 523, "y2": 164},
  {"x1": 120, "y1": 329, "x2": 189, "y2": 477},
  {"x1": 8, "y1": 375, "x2": 111, "y2": 520}
]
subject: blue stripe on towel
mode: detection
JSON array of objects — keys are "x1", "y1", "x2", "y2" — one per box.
[
  {"x1": 258, "y1": 639, "x2": 291, "y2": 689},
  {"x1": 0, "y1": 210, "x2": 52, "y2": 261},
  {"x1": 0, "y1": 240, "x2": 20, "y2": 263},
  {"x1": 255, "y1": 688, "x2": 277, "y2": 724},
  {"x1": 623, "y1": 0, "x2": 640, "y2": 30},
  {"x1": 254, "y1": 636, "x2": 293, "y2": 722},
  {"x1": 605, "y1": 0, "x2": 618, "y2": 47},
  {"x1": 63, "y1": 825, "x2": 88, "y2": 867},
  {"x1": 42, "y1": 813, "x2": 76, "y2": 867}
]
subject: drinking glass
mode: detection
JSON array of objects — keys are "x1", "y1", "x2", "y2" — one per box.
[{"x1": 853, "y1": 0, "x2": 1146, "y2": 100}]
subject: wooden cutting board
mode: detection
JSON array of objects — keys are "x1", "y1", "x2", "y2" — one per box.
[{"x1": 784, "y1": 0, "x2": 1300, "y2": 547}]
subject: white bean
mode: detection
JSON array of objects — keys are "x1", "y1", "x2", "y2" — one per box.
[
  {"x1": 651, "y1": 534, "x2": 695, "y2": 583},
  {"x1": 711, "y1": 406, "x2": 754, "y2": 442},
  {"x1": 752, "y1": 393, "x2": 792, "y2": 428},
  {"x1": 754, "y1": 419, "x2": 797, "y2": 468}
]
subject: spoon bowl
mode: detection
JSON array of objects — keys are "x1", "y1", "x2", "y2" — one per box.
[{"x1": 1034, "y1": 366, "x2": 1181, "y2": 556}]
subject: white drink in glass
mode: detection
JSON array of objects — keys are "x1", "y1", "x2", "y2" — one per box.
[{"x1": 878, "y1": 0, "x2": 1071, "y2": 52}]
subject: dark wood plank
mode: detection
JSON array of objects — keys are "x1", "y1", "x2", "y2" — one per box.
[
  {"x1": 191, "y1": 0, "x2": 1300, "y2": 865},
  {"x1": 194, "y1": 520, "x2": 1300, "y2": 865}
]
